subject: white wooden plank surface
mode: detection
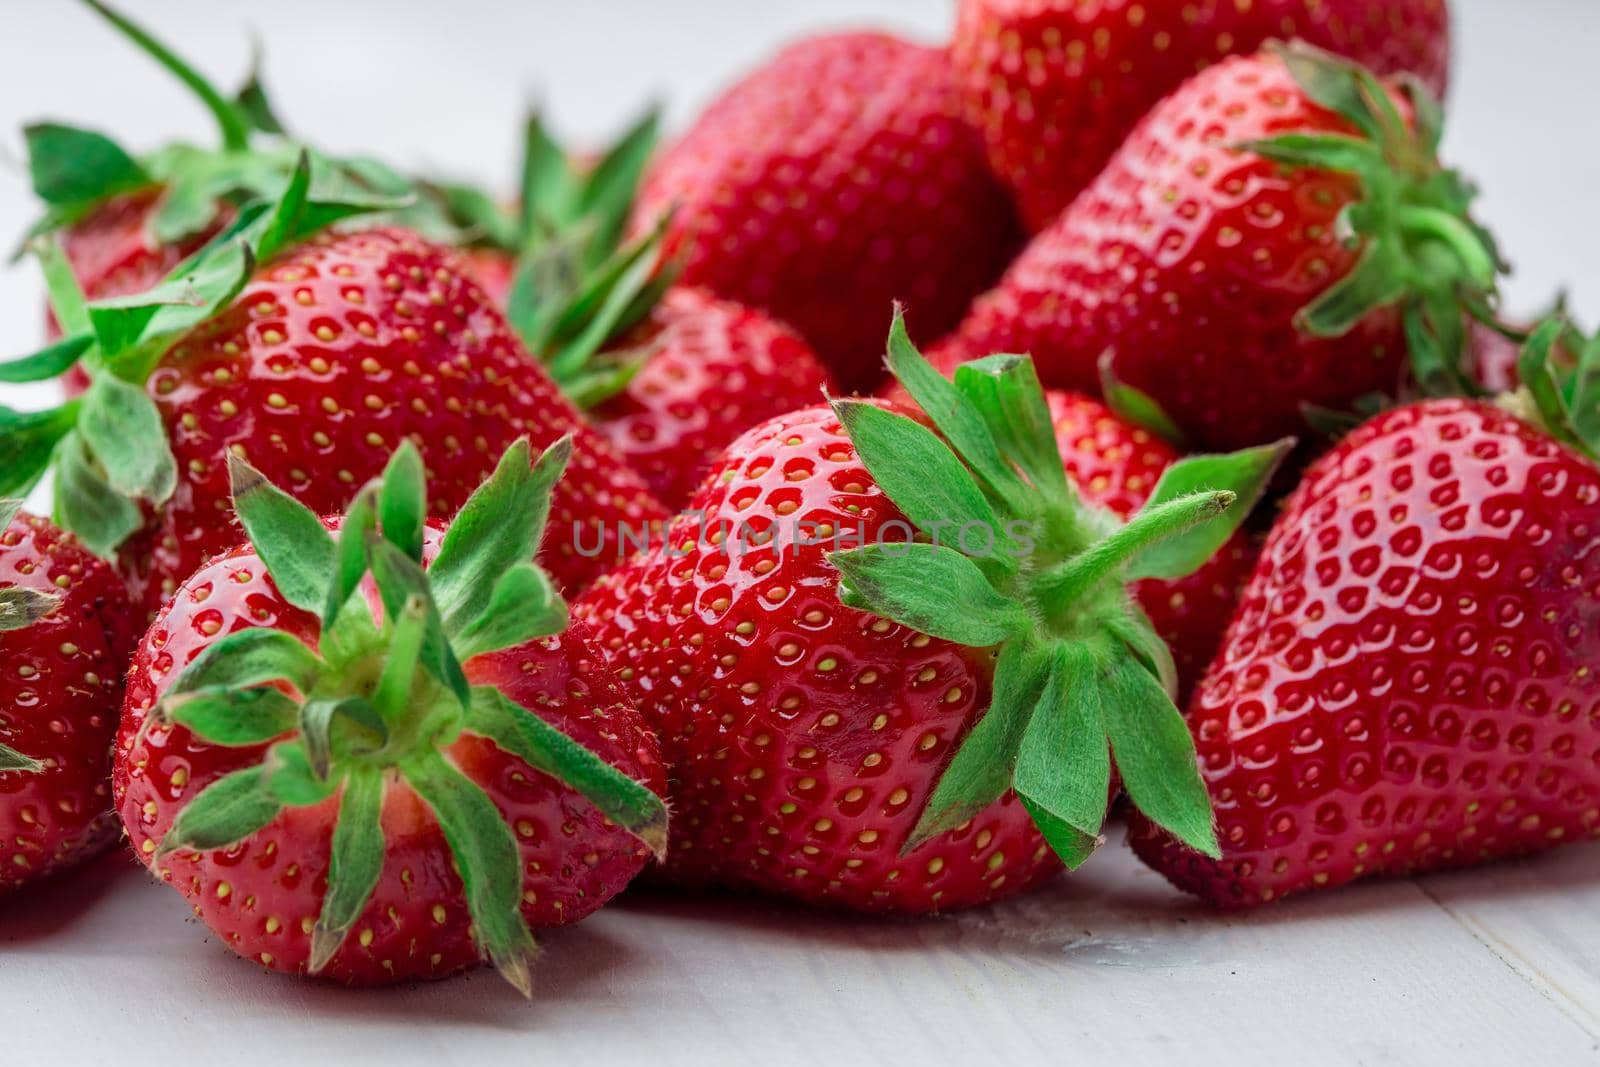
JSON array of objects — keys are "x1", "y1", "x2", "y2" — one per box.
[
  {"x1": 4, "y1": 834, "x2": 1598, "y2": 1066},
  {"x1": 2, "y1": 3, "x2": 1600, "y2": 1064}
]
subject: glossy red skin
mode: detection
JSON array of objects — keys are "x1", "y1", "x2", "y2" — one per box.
[
  {"x1": 577, "y1": 404, "x2": 1062, "y2": 912},
  {"x1": 114, "y1": 525, "x2": 665, "y2": 985},
  {"x1": 634, "y1": 32, "x2": 1023, "y2": 393},
  {"x1": 941, "y1": 52, "x2": 1411, "y2": 452},
  {"x1": 593, "y1": 288, "x2": 834, "y2": 509},
  {"x1": 53, "y1": 188, "x2": 232, "y2": 396},
  {"x1": 1, "y1": 514, "x2": 132, "y2": 892},
  {"x1": 1130, "y1": 400, "x2": 1600, "y2": 907},
  {"x1": 1469, "y1": 321, "x2": 1526, "y2": 394},
  {"x1": 116, "y1": 227, "x2": 664, "y2": 617},
  {"x1": 952, "y1": 0, "x2": 1451, "y2": 231},
  {"x1": 1046, "y1": 391, "x2": 1257, "y2": 698}
]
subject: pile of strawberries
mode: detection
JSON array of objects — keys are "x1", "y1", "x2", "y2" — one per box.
[{"x1": 2, "y1": 0, "x2": 1595, "y2": 993}]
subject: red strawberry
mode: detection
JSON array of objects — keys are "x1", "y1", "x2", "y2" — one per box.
[
  {"x1": 952, "y1": 0, "x2": 1451, "y2": 231},
  {"x1": 936, "y1": 44, "x2": 1500, "y2": 452},
  {"x1": 0, "y1": 503, "x2": 132, "y2": 891},
  {"x1": 1046, "y1": 391, "x2": 1258, "y2": 696},
  {"x1": 4, "y1": 163, "x2": 666, "y2": 619},
  {"x1": 50, "y1": 191, "x2": 234, "y2": 397},
  {"x1": 633, "y1": 32, "x2": 1023, "y2": 392},
  {"x1": 1130, "y1": 323, "x2": 1600, "y2": 906},
  {"x1": 430, "y1": 117, "x2": 834, "y2": 510},
  {"x1": 114, "y1": 438, "x2": 667, "y2": 990},
  {"x1": 587, "y1": 288, "x2": 830, "y2": 507},
  {"x1": 576, "y1": 315, "x2": 1285, "y2": 911}
]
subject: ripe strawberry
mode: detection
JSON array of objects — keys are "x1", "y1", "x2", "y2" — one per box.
[
  {"x1": 633, "y1": 32, "x2": 1023, "y2": 392},
  {"x1": 936, "y1": 44, "x2": 1500, "y2": 452},
  {"x1": 428, "y1": 116, "x2": 834, "y2": 509},
  {"x1": 114, "y1": 438, "x2": 667, "y2": 990},
  {"x1": 576, "y1": 314, "x2": 1286, "y2": 911},
  {"x1": 952, "y1": 0, "x2": 1452, "y2": 231},
  {"x1": 0, "y1": 502, "x2": 132, "y2": 891},
  {"x1": 1046, "y1": 391, "x2": 1259, "y2": 696},
  {"x1": 1130, "y1": 323, "x2": 1600, "y2": 906},
  {"x1": 2, "y1": 164, "x2": 666, "y2": 618}
]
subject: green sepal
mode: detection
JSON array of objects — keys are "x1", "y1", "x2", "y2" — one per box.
[
  {"x1": 882, "y1": 311, "x2": 1028, "y2": 513},
  {"x1": 452, "y1": 564, "x2": 567, "y2": 660},
  {"x1": 430, "y1": 436, "x2": 567, "y2": 635},
  {"x1": 902, "y1": 640, "x2": 1052, "y2": 853},
  {"x1": 574, "y1": 106, "x2": 661, "y2": 258},
  {"x1": 309, "y1": 767, "x2": 386, "y2": 973},
  {"x1": 1102, "y1": 656, "x2": 1220, "y2": 858},
  {"x1": 1517, "y1": 317, "x2": 1600, "y2": 462},
  {"x1": 228, "y1": 452, "x2": 336, "y2": 616},
  {"x1": 372, "y1": 595, "x2": 430, "y2": 722},
  {"x1": 168, "y1": 628, "x2": 325, "y2": 697},
  {"x1": 367, "y1": 540, "x2": 470, "y2": 708},
  {"x1": 156, "y1": 763, "x2": 283, "y2": 857},
  {"x1": 0, "y1": 587, "x2": 62, "y2": 633},
  {"x1": 402, "y1": 749, "x2": 539, "y2": 998},
  {"x1": 0, "y1": 403, "x2": 79, "y2": 500},
  {"x1": 36, "y1": 237, "x2": 92, "y2": 338},
  {"x1": 1012, "y1": 647, "x2": 1111, "y2": 871},
  {"x1": 954, "y1": 355, "x2": 1076, "y2": 508},
  {"x1": 376, "y1": 441, "x2": 427, "y2": 564},
  {"x1": 466, "y1": 686, "x2": 668, "y2": 860},
  {"x1": 0, "y1": 743, "x2": 45, "y2": 774},
  {"x1": 1098, "y1": 353, "x2": 1189, "y2": 448},
  {"x1": 831, "y1": 543, "x2": 1030, "y2": 648},
  {"x1": 300, "y1": 696, "x2": 386, "y2": 780},
  {"x1": 0, "y1": 335, "x2": 94, "y2": 385},
  {"x1": 261, "y1": 740, "x2": 341, "y2": 807},
  {"x1": 831, "y1": 399, "x2": 1019, "y2": 575},
  {"x1": 1123, "y1": 439, "x2": 1292, "y2": 581},
  {"x1": 23, "y1": 121, "x2": 150, "y2": 209},
  {"x1": 78, "y1": 376, "x2": 178, "y2": 504},
  {"x1": 323, "y1": 485, "x2": 378, "y2": 631},
  {"x1": 52, "y1": 430, "x2": 144, "y2": 557},
  {"x1": 1037, "y1": 490, "x2": 1238, "y2": 616},
  {"x1": 158, "y1": 686, "x2": 299, "y2": 747},
  {"x1": 1244, "y1": 132, "x2": 1385, "y2": 183},
  {"x1": 234, "y1": 45, "x2": 288, "y2": 136}
]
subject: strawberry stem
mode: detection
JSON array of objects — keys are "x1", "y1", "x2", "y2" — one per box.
[
  {"x1": 1035, "y1": 490, "x2": 1237, "y2": 627},
  {"x1": 82, "y1": 0, "x2": 253, "y2": 152}
]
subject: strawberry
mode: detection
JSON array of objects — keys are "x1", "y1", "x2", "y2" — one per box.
[
  {"x1": 587, "y1": 288, "x2": 832, "y2": 508},
  {"x1": 114, "y1": 437, "x2": 667, "y2": 990},
  {"x1": 1130, "y1": 322, "x2": 1600, "y2": 906},
  {"x1": 575, "y1": 314, "x2": 1286, "y2": 911},
  {"x1": 632, "y1": 32, "x2": 1023, "y2": 392},
  {"x1": 951, "y1": 0, "x2": 1452, "y2": 231},
  {"x1": 0, "y1": 502, "x2": 132, "y2": 891},
  {"x1": 1, "y1": 166, "x2": 666, "y2": 618},
  {"x1": 1046, "y1": 391, "x2": 1259, "y2": 696},
  {"x1": 425, "y1": 114, "x2": 834, "y2": 509},
  {"x1": 936, "y1": 44, "x2": 1501, "y2": 453}
]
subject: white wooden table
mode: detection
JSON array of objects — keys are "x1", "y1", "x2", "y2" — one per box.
[{"x1": 3, "y1": 3, "x2": 1600, "y2": 1064}]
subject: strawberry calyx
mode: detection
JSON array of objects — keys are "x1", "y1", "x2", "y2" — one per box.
[
  {"x1": 417, "y1": 109, "x2": 676, "y2": 407},
  {"x1": 0, "y1": 498, "x2": 62, "y2": 774},
  {"x1": 0, "y1": 150, "x2": 403, "y2": 557},
  {"x1": 829, "y1": 313, "x2": 1291, "y2": 868},
  {"x1": 1501, "y1": 316, "x2": 1600, "y2": 464},
  {"x1": 146, "y1": 436, "x2": 667, "y2": 995},
  {"x1": 1243, "y1": 40, "x2": 1503, "y2": 399},
  {"x1": 20, "y1": 2, "x2": 409, "y2": 257}
]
